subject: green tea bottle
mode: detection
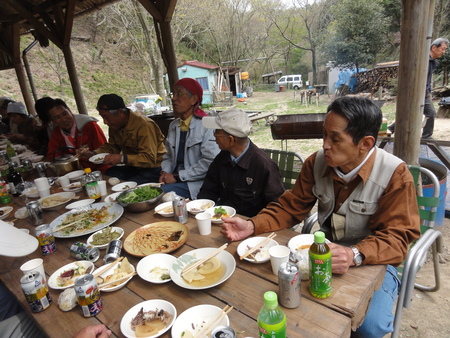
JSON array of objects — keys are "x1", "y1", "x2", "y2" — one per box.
[
  {"x1": 309, "y1": 231, "x2": 332, "y2": 298},
  {"x1": 257, "y1": 291, "x2": 286, "y2": 338}
]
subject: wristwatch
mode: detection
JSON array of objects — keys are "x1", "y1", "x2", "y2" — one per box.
[{"x1": 351, "y1": 246, "x2": 363, "y2": 266}]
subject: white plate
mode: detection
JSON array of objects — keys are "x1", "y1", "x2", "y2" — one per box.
[
  {"x1": 0, "y1": 206, "x2": 13, "y2": 220},
  {"x1": 66, "y1": 170, "x2": 85, "y2": 181},
  {"x1": 154, "y1": 201, "x2": 174, "y2": 217},
  {"x1": 237, "y1": 237, "x2": 279, "y2": 264},
  {"x1": 66, "y1": 199, "x2": 95, "y2": 209},
  {"x1": 62, "y1": 182, "x2": 83, "y2": 193},
  {"x1": 186, "y1": 199, "x2": 215, "y2": 215},
  {"x1": 87, "y1": 226, "x2": 124, "y2": 249},
  {"x1": 89, "y1": 153, "x2": 109, "y2": 164},
  {"x1": 30, "y1": 155, "x2": 44, "y2": 163},
  {"x1": 120, "y1": 299, "x2": 176, "y2": 338},
  {"x1": 105, "y1": 192, "x2": 121, "y2": 203},
  {"x1": 112, "y1": 181, "x2": 137, "y2": 192},
  {"x1": 50, "y1": 202, "x2": 124, "y2": 238},
  {"x1": 171, "y1": 304, "x2": 229, "y2": 337},
  {"x1": 47, "y1": 261, "x2": 94, "y2": 290},
  {"x1": 38, "y1": 192, "x2": 76, "y2": 210},
  {"x1": 170, "y1": 247, "x2": 236, "y2": 290},
  {"x1": 288, "y1": 234, "x2": 330, "y2": 253},
  {"x1": 23, "y1": 186, "x2": 40, "y2": 198},
  {"x1": 94, "y1": 259, "x2": 135, "y2": 292},
  {"x1": 137, "y1": 254, "x2": 176, "y2": 284},
  {"x1": 203, "y1": 205, "x2": 236, "y2": 224}
]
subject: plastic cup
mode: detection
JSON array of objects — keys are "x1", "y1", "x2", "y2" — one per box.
[
  {"x1": 34, "y1": 177, "x2": 50, "y2": 190},
  {"x1": 269, "y1": 245, "x2": 291, "y2": 275},
  {"x1": 98, "y1": 180, "x2": 107, "y2": 196},
  {"x1": 58, "y1": 175, "x2": 70, "y2": 188},
  {"x1": 195, "y1": 212, "x2": 212, "y2": 235},
  {"x1": 20, "y1": 258, "x2": 45, "y2": 278},
  {"x1": 38, "y1": 188, "x2": 50, "y2": 198}
]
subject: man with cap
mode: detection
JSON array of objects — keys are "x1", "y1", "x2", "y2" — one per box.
[
  {"x1": 0, "y1": 97, "x2": 14, "y2": 134},
  {"x1": 159, "y1": 78, "x2": 220, "y2": 199},
  {"x1": 198, "y1": 108, "x2": 285, "y2": 217},
  {"x1": 84, "y1": 94, "x2": 166, "y2": 184}
]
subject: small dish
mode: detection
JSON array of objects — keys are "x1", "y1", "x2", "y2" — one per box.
[
  {"x1": 66, "y1": 199, "x2": 95, "y2": 209},
  {"x1": 66, "y1": 170, "x2": 85, "y2": 181},
  {"x1": 186, "y1": 199, "x2": 215, "y2": 215},
  {"x1": 23, "y1": 186, "x2": 40, "y2": 198},
  {"x1": 203, "y1": 205, "x2": 236, "y2": 224},
  {"x1": 89, "y1": 153, "x2": 109, "y2": 164},
  {"x1": 47, "y1": 261, "x2": 95, "y2": 290},
  {"x1": 38, "y1": 192, "x2": 76, "y2": 210},
  {"x1": 137, "y1": 253, "x2": 176, "y2": 284},
  {"x1": 288, "y1": 234, "x2": 330, "y2": 254},
  {"x1": 0, "y1": 206, "x2": 13, "y2": 220},
  {"x1": 87, "y1": 226, "x2": 124, "y2": 249},
  {"x1": 94, "y1": 259, "x2": 135, "y2": 292},
  {"x1": 29, "y1": 155, "x2": 44, "y2": 163},
  {"x1": 237, "y1": 236, "x2": 279, "y2": 263},
  {"x1": 105, "y1": 192, "x2": 121, "y2": 203},
  {"x1": 112, "y1": 181, "x2": 137, "y2": 192},
  {"x1": 62, "y1": 182, "x2": 83, "y2": 193},
  {"x1": 154, "y1": 201, "x2": 174, "y2": 217}
]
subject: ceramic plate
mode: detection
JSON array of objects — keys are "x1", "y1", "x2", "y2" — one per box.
[
  {"x1": 170, "y1": 247, "x2": 236, "y2": 290},
  {"x1": 154, "y1": 201, "x2": 174, "y2": 217},
  {"x1": 89, "y1": 153, "x2": 109, "y2": 164},
  {"x1": 87, "y1": 226, "x2": 124, "y2": 249},
  {"x1": 186, "y1": 199, "x2": 215, "y2": 215},
  {"x1": 171, "y1": 304, "x2": 229, "y2": 337},
  {"x1": 0, "y1": 206, "x2": 13, "y2": 220},
  {"x1": 66, "y1": 199, "x2": 95, "y2": 209},
  {"x1": 47, "y1": 261, "x2": 94, "y2": 290},
  {"x1": 203, "y1": 205, "x2": 236, "y2": 224},
  {"x1": 237, "y1": 237, "x2": 279, "y2": 264},
  {"x1": 50, "y1": 202, "x2": 124, "y2": 238},
  {"x1": 105, "y1": 192, "x2": 121, "y2": 203},
  {"x1": 62, "y1": 182, "x2": 83, "y2": 193},
  {"x1": 120, "y1": 299, "x2": 176, "y2": 338},
  {"x1": 66, "y1": 170, "x2": 85, "y2": 181},
  {"x1": 38, "y1": 192, "x2": 76, "y2": 210},
  {"x1": 137, "y1": 254, "x2": 176, "y2": 284},
  {"x1": 94, "y1": 259, "x2": 135, "y2": 292},
  {"x1": 112, "y1": 181, "x2": 137, "y2": 192},
  {"x1": 123, "y1": 221, "x2": 188, "y2": 257},
  {"x1": 288, "y1": 234, "x2": 330, "y2": 254}
]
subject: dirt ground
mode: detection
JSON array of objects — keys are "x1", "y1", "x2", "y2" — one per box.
[{"x1": 245, "y1": 91, "x2": 450, "y2": 338}]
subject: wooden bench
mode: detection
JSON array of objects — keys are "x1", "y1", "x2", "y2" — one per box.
[{"x1": 249, "y1": 112, "x2": 275, "y2": 125}]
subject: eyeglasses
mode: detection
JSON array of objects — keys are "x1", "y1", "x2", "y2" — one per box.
[{"x1": 169, "y1": 90, "x2": 192, "y2": 99}]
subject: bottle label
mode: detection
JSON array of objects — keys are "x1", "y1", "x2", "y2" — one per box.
[
  {"x1": 258, "y1": 316, "x2": 287, "y2": 338},
  {"x1": 85, "y1": 182, "x2": 100, "y2": 199},
  {"x1": 309, "y1": 251, "x2": 332, "y2": 298}
]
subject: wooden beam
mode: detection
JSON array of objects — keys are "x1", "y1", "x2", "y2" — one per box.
[
  {"x1": 136, "y1": 0, "x2": 163, "y2": 22},
  {"x1": 62, "y1": 44, "x2": 87, "y2": 114},
  {"x1": 154, "y1": 20, "x2": 178, "y2": 91}
]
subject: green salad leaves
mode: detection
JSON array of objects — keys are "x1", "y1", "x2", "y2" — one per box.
[{"x1": 118, "y1": 185, "x2": 161, "y2": 203}]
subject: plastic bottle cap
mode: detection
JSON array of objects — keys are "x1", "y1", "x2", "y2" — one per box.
[
  {"x1": 84, "y1": 168, "x2": 91, "y2": 174},
  {"x1": 314, "y1": 231, "x2": 326, "y2": 244},
  {"x1": 263, "y1": 291, "x2": 278, "y2": 309}
]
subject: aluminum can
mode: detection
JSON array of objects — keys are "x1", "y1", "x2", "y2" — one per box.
[
  {"x1": 278, "y1": 262, "x2": 301, "y2": 308},
  {"x1": 20, "y1": 271, "x2": 52, "y2": 313},
  {"x1": 74, "y1": 273, "x2": 102, "y2": 317},
  {"x1": 26, "y1": 200, "x2": 44, "y2": 226},
  {"x1": 92, "y1": 170, "x2": 102, "y2": 181},
  {"x1": 70, "y1": 242, "x2": 100, "y2": 262},
  {"x1": 35, "y1": 224, "x2": 57, "y2": 255},
  {"x1": 210, "y1": 325, "x2": 237, "y2": 338},
  {"x1": 35, "y1": 162, "x2": 47, "y2": 177},
  {"x1": 173, "y1": 195, "x2": 188, "y2": 224},
  {"x1": 104, "y1": 239, "x2": 122, "y2": 263}
]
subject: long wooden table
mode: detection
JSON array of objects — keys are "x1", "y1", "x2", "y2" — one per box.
[{"x1": 0, "y1": 185, "x2": 386, "y2": 337}]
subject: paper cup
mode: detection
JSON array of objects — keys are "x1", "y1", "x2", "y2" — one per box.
[
  {"x1": 34, "y1": 177, "x2": 50, "y2": 190},
  {"x1": 38, "y1": 188, "x2": 50, "y2": 198},
  {"x1": 269, "y1": 245, "x2": 291, "y2": 275},
  {"x1": 98, "y1": 180, "x2": 107, "y2": 196},
  {"x1": 195, "y1": 212, "x2": 212, "y2": 235},
  {"x1": 58, "y1": 175, "x2": 70, "y2": 188},
  {"x1": 20, "y1": 258, "x2": 45, "y2": 279}
]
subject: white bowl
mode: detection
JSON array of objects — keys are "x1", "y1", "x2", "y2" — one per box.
[
  {"x1": 288, "y1": 234, "x2": 330, "y2": 254},
  {"x1": 186, "y1": 199, "x2": 215, "y2": 215},
  {"x1": 0, "y1": 206, "x2": 13, "y2": 220},
  {"x1": 105, "y1": 192, "x2": 121, "y2": 203},
  {"x1": 66, "y1": 199, "x2": 95, "y2": 210},
  {"x1": 237, "y1": 237, "x2": 279, "y2": 263},
  {"x1": 137, "y1": 253, "x2": 176, "y2": 283},
  {"x1": 38, "y1": 192, "x2": 76, "y2": 210},
  {"x1": 62, "y1": 182, "x2": 83, "y2": 193},
  {"x1": 154, "y1": 201, "x2": 174, "y2": 217},
  {"x1": 203, "y1": 205, "x2": 236, "y2": 224},
  {"x1": 94, "y1": 259, "x2": 135, "y2": 292},
  {"x1": 66, "y1": 170, "x2": 85, "y2": 181},
  {"x1": 87, "y1": 226, "x2": 124, "y2": 249},
  {"x1": 112, "y1": 181, "x2": 137, "y2": 192},
  {"x1": 89, "y1": 153, "x2": 109, "y2": 164}
]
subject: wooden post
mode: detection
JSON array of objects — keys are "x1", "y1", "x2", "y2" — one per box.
[
  {"x1": 62, "y1": 44, "x2": 87, "y2": 114},
  {"x1": 159, "y1": 21, "x2": 178, "y2": 91}
]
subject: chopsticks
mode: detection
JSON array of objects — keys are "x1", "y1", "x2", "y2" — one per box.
[
  {"x1": 239, "y1": 232, "x2": 277, "y2": 260},
  {"x1": 98, "y1": 272, "x2": 137, "y2": 290},
  {"x1": 181, "y1": 244, "x2": 228, "y2": 277},
  {"x1": 193, "y1": 305, "x2": 233, "y2": 338},
  {"x1": 93, "y1": 257, "x2": 124, "y2": 277}
]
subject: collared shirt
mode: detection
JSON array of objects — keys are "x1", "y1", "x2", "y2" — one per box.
[
  {"x1": 179, "y1": 114, "x2": 194, "y2": 132},
  {"x1": 230, "y1": 141, "x2": 250, "y2": 165}
]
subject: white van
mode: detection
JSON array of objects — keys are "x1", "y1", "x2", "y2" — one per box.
[{"x1": 277, "y1": 75, "x2": 303, "y2": 89}]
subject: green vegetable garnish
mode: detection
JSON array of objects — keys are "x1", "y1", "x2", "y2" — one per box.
[
  {"x1": 117, "y1": 185, "x2": 160, "y2": 203},
  {"x1": 214, "y1": 206, "x2": 227, "y2": 215}
]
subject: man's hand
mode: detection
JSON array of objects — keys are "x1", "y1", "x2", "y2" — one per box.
[
  {"x1": 72, "y1": 324, "x2": 111, "y2": 338},
  {"x1": 81, "y1": 150, "x2": 95, "y2": 159},
  {"x1": 221, "y1": 217, "x2": 254, "y2": 241},
  {"x1": 103, "y1": 153, "x2": 122, "y2": 165},
  {"x1": 159, "y1": 171, "x2": 176, "y2": 184},
  {"x1": 328, "y1": 243, "x2": 355, "y2": 274}
]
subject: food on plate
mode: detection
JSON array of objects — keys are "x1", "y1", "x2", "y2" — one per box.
[
  {"x1": 130, "y1": 307, "x2": 173, "y2": 337},
  {"x1": 56, "y1": 262, "x2": 90, "y2": 287},
  {"x1": 96, "y1": 257, "x2": 134, "y2": 287},
  {"x1": 40, "y1": 195, "x2": 71, "y2": 207},
  {"x1": 296, "y1": 244, "x2": 311, "y2": 251},
  {"x1": 181, "y1": 256, "x2": 225, "y2": 286},
  {"x1": 157, "y1": 205, "x2": 173, "y2": 213},
  {"x1": 190, "y1": 202, "x2": 213, "y2": 213},
  {"x1": 108, "y1": 177, "x2": 120, "y2": 186},
  {"x1": 66, "y1": 182, "x2": 82, "y2": 189},
  {"x1": 90, "y1": 227, "x2": 122, "y2": 246},
  {"x1": 244, "y1": 245, "x2": 270, "y2": 262},
  {"x1": 212, "y1": 206, "x2": 229, "y2": 220},
  {"x1": 58, "y1": 288, "x2": 78, "y2": 311},
  {"x1": 118, "y1": 185, "x2": 160, "y2": 203},
  {"x1": 149, "y1": 267, "x2": 170, "y2": 281},
  {"x1": 127, "y1": 226, "x2": 186, "y2": 254}
]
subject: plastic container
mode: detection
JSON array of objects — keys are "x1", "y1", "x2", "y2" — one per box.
[
  {"x1": 257, "y1": 291, "x2": 286, "y2": 338},
  {"x1": 309, "y1": 231, "x2": 332, "y2": 298},
  {"x1": 84, "y1": 168, "x2": 101, "y2": 201}
]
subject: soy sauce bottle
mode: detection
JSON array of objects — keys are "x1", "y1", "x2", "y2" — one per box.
[{"x1": 7, "y1": 162, "x2": 23, "y2": 196}]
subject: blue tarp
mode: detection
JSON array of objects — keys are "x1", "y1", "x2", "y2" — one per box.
[{"x1": 335, "y1": 68, "x2": 367, "y2": 92}]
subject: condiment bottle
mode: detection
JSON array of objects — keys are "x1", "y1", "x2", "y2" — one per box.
[
  {"x1": 309, "y1": 231, "x2": 332, "y2": 298},
  {"x1": 7, "y1": 162, "x2": 23, "y2": 196},
  {"x1": 0, "y1": 178, "x2": 11, "y2": 204},
  {"x1": 257, "y1": 291, "x2": 287, "y2": 338},
  {"x1": 84, "y1": 168, "x2": 101, "y2": 201}
]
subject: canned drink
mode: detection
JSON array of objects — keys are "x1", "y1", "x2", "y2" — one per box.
[
  {"x1": 104, "y1": 239, "x2": 122, "y2": 263},
  {"x1": 70, "y1": 242, "x2": 100, "y2": 262},
  {"x1": 26, "y1": 201, "x2": 44, "y2": 226},
  {"x1": 173, "y1": 195, "x2": 188, "y2": 224},
  {"x1": 92, "y1": 170, "x2": 102, "y2": 181},
  {"x1": 35, "y1": 224, "x2": 57, "y2": 255},
  {"x1": 210, "y1": 325, "x2": 237, "y2": 338},
  {"x1": 278, "y1": 262, "x2": 301, "y2": 308},
  {"x1": 35, "y1": 162, "x2": 47, "y2": 177},
  {"x1": 74, "y1": 273, "x2": 102, "y2": 317},
  {"x1": 20, "y1": 271, "x2": 52, "y2": 313}
]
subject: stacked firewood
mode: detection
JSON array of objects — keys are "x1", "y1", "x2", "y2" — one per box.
[{"x1": 354, "y1": 62, "x2": 399, "y2": 94}]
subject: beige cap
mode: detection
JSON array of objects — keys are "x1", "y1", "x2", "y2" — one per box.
[
  {"x1": 7, "y1": 102, "x2": 27, "y2": 115},
  {"x1": 202, "y1": 107, "x2": 252, "y2": 138}
]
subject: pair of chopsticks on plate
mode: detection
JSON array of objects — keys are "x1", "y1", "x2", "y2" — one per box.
[
  {"x1": 181, "y1": 243, "x2": 228, "y2": 277},
  {"x1": 193, "y1": 304, "x2": 234, "y2": 338},
  {"x1": 239, "y1": 232, "x2": 277, "y2": 260},
  {"x1": 92, "y1": 257, "x2": 136, "y2": 290}
]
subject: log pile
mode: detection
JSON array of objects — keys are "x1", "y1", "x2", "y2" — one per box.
[{"x1": 354, "y1": 62, "x2": 399, "y2": 94}]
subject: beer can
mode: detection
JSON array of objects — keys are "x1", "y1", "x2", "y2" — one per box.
[
  {"x1": 278, "y1": 262, "x2": 301, "y2": 308},
  {"x1": 74, "y1": 273, "x2": 102, "y2": 317},
  {"x1": 70, "y1": 242, "x2": 100, "y2": 262},
  {"x1": 210, "y1": 325, "x2": 237, "y2": 338},
  {"x1": 173, "y1": 195, "x2": 188, "y2": 224},
  {"x1": 26, "y1": 201, "x2": 44, "y2": 226},
  {"x1": 104, "y1": 239, "x2": 122, "y2": 264},
  {"x1": 35, "y1": 224, "x2": 57, "y2": 255},
  {"x1": 20, "y1": 271, "x2": 52, "y2": 313}
]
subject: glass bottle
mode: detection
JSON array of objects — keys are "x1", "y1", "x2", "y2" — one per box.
[
  {"x1": 0, "y1": 178, "x2": 11, "y2": 204},
  {"x1": 309, "y1": 231, "x2": 332, "y2": 298},
  {"x1": 84, "y1": 168, "x2": 101, "y2": 201},
  {"x1": 257, "y1": 291, "x2": 287, "y2": 338},
  {"x1": 5, "y1": 141, "x2": 15, "y2": 160},
  {"x1": 7, "y1": 162, "x2": 23, "y2": 196}
]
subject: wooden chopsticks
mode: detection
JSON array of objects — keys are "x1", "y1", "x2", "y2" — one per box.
[
  {"x1": 98, "y1": 272, "x2": 136, "y2": 290},
  {"x1": 181, "y1": 244, "x2": 228, "y2": 277},
  {"x1": 193, "y1": 305, "x2": 233, "y2": 338},
  {"x1": 239, "y1": 232, "x2": 277, "y2": 260},
  {"x1": 93, "y1": 257, "x2": 124, "y2": 277}
]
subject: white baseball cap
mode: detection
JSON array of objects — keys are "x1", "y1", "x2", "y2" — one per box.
[
  {"x1": 7, "y1": 102, "x2": 27, "y2": 115},
  {"x1": 0, "y1": 221, "x2": 38, "y2": 257},
  {"x1": 202, "y1": 107, "x2": 252, "y2": 138}
]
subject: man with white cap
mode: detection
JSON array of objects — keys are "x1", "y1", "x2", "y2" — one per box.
[
  {"x1": 0, "y1": 97, "x2": 14, "y2": 134},
  {"x1": 198, "y1": 107, "x2": 285, "y2": 217}
]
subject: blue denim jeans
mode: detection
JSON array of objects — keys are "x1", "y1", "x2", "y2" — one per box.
[
  {"x1": 353, "y1": 265, "x2": 400, "y2": 337},
  {"x1": 161, "y1": 182, "x2": 191, "y2": 199}
]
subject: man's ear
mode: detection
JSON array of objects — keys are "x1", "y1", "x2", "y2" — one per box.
[{"x1": 360, "y1": 135, "x2": 375, "y2": 151}]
